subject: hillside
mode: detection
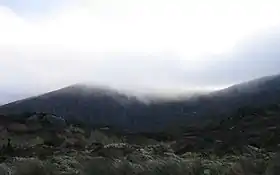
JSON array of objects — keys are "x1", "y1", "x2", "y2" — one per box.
[
  {"x1": 1, "y1": 75, "x2": 280, "y2": 174},
  {"x1": 0, "y1": 84, "x2": 146, "y2": 129},
  {"x1": 170, "y1": 103, "x2": 280, "y2": 155},
  {"x1": 187, "y1": 74, "x2": 280, "y2": 118},
  {"x1": 0, "y1": 74, "x2": 280, "y2": 132}
]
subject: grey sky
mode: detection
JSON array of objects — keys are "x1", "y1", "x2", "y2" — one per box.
[{"x1": 1, "y1": 0, "x2": 280, "y2": 103}]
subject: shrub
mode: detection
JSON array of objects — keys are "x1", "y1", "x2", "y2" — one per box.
[
  {"x1": 228, "y1": 158, "x2": 267, "y2": 175},
  {"x1": 83, "y1": 157, "x2": 117, "y2": 175},
  {"x1": 88, "y1": 130, "x2": 124, "y2": 145},
  {"x1": 83, "y1": 156, "x2": 216, "y2": 175},
  {"x1": 14, "y1": 158, "x2": 56, "y2": 175},
  {"x1": 0, "y1": 164, "x2": 10, "y2": 175}
]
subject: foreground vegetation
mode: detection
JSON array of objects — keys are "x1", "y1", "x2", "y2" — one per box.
[
  {"x1": 0, "y1": 110, "x2": 280, "y2": 175},
  {"x1": 0, "y1": 142, "x2": 279, "y2": 175},
  {"x1": 0, "y1": 127, "x2": 279, "y2": 175}
]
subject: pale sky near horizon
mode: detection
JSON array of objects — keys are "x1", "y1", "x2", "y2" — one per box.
[{"x1": 1, "y1": 0, "x2": 280, "y2": 101}]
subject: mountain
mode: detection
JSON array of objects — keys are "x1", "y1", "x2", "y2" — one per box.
[
  {"x1": 0, "y1": 84, "x2": 146, "y2": 129},
  {"x1": 0, "y1": 74, "x2": 280, "y2": 132},
  {"x1": 190, "y1": 74, "x2": 280, "y2": 117}
]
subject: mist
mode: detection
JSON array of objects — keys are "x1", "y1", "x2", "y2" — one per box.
[{"x1": 1, "y1": 0, "x2": 280, "y2": 103}]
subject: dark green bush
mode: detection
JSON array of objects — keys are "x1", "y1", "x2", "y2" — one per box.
[{"x1": 14, "y1": 159, "x2": 57, "y2": 175}]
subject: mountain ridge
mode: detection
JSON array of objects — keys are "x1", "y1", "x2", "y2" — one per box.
[{"x1": 1, "y1": 74, "x2": 280, "y2": 132}]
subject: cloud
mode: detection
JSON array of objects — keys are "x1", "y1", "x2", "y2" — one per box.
[
  {"x1": 1, "y1": 0, "x2": 280, "y2": 102},
  {"x1": 2, "y1": 0, "x2": 280, "y2": 54}
]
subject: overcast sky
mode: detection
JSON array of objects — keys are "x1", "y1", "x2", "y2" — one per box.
[{"x1": 1, "y1": 0, "x2": 280, "y2": 102}]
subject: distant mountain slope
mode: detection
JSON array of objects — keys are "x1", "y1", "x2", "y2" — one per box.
[
  {"x1": 201, "y1": 74, "x2": 280, "y2": 115},
  {"x1": 140, "y1": 74, "x2": 280, "y2": 127},
  {"x1": 0, "y1": 74, "x2": 280, "y2": 132},
  {"x1": 0, "y1": 84, "x2": 145, "y2": 129}
]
